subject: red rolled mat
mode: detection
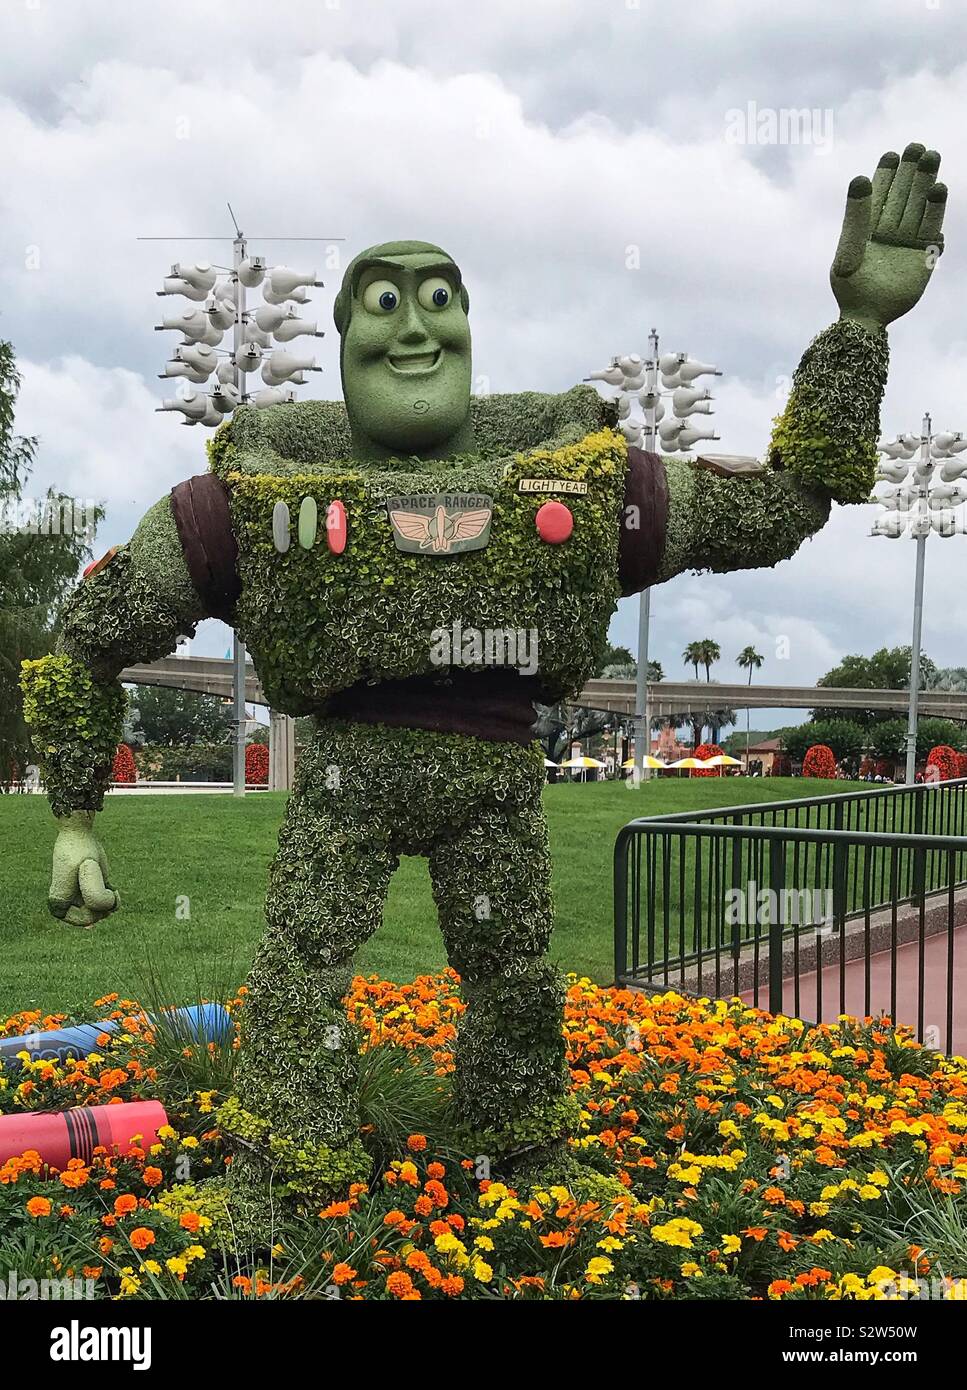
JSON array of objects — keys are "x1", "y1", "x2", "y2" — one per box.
[{"x1": 0, "y1": 1100, "x2": 167, "y2": 1169}]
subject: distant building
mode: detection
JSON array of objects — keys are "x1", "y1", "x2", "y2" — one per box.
[{"x1": 738, "y1": 737, "x2": 782, "y2": 774}]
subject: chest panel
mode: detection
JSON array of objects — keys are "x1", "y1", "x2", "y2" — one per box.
[{"x1": 228, "y1": 430, "x2": 627, "y2": 713}]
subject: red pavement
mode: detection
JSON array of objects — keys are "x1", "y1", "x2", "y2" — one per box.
[{"x1": 741, "y1": 921, "x2": 967, "y2": 1056}]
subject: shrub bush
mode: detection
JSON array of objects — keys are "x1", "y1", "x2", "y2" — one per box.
[
  {"x1": 802, "y1": 743, "x2": 836, "y2": 778},
  {"x1": 111, "y1": 743, "x2": 137, "y2": 784},
  {"x1": 926, "y1": 744, "x2": 960, "y2": 782},
  {"x1": 245, "y1": 741, "x2": 269, "y2": 785},
  {"x1": 690, "y1": 742, "x2": 724, "y2": 777}
]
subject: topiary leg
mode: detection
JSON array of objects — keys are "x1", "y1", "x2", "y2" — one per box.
[
  {"x1": 428, "y1": 799, "x2": 576, "y2": 1158},
  {"x1": 221, "y1": 787, "x2": 398, "y2": 1211}
]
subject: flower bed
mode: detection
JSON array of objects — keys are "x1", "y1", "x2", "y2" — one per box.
[{"x1": 2, "y1": 975, "x2": 966, "y2": 1301}]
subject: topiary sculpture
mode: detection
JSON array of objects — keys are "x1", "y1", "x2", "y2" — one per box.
[{"x1": 21, "y1": 147, "x2": 950, "y2": 1208}]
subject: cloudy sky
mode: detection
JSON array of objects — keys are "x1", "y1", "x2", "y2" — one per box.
[{"x1": 2, "y1": 0, "x2": 966, "y2": 702}]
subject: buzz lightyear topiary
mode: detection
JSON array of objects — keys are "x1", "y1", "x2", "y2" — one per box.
[{"x1": 21, "y1": 145, "x2": 949, "y2": 1204}]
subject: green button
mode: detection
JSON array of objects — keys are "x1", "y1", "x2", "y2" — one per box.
[{"x1": 298, "y1": 496, "x2": 318, "y2": 550}]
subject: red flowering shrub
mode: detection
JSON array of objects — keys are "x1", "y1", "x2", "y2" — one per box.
[
  {"x1": 111, "y1": 744, "x2": 137, "y2": 784},
  {"x1": 958, "y1": 753, "x2": 967, "y2": 779},
  {"x1": 690, "y1": 742, "x2": 724, "y2": 777},
  {"x1": 926, "y1": 745, "x2": 959, "y2": 782},
  {"x1": 245, "y1": 741, "x2": 269, "y2": 785},
  {"x1": 802, "y1": 744, "x2": 836, "y2": 779}
]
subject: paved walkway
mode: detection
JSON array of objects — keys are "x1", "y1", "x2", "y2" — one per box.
[{"x1": 742, "y1": 922, "x2": 967, "y2": 1056}]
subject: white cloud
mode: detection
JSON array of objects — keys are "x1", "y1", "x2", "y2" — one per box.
[{"x1": 3, "y1": 0, "x2": 967, "y2": 685}]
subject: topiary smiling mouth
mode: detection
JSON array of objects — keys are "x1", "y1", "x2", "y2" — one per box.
[{"x1": 387, "y1": 350, "x2": 441, "y2": 374}]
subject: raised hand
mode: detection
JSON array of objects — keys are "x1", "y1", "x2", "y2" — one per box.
[
  {"x1": 49, "y1": 811, "x2": 120, "y2": 928},
  {"x1": 830, "y1": 142, "x2": 947, "y2": 332}
]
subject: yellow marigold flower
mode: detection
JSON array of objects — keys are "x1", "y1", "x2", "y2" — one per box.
[
  {"x1": 811, "y1": 1229, "x2": 836, "y2": 1243},
  {"x1": 722, "y1": 1235, "x2": 741, "y2": 1254},
  {"x1": 859, "y1": 1185, "x2": 882, "y2": 1200},
  {"x1": 166, "y1": 1257, "x2": 188, "y2": 1276},
  {"x1": 809, "y1": 1202, "x2": 830, "y2": 1217},
  {"x1": 668, "y1": 1164, "x2": 702, "y2": 1184},
  {"x1": 585, "y1": 1256, "x2": 614, "y2": 1284},
  {"x1": 434, "y1": 1231, "x2": 467, "y2": 1257},
  {"x1": 681, "y1": 1262, "x2": 703, "y2": 1278},
  {"x1": 944, "y1": 1279, "x2": 967, "y2": 1300},
  {"x1": 651, "y1": 1218, "x2": 703, "y2": 1249},
  {"x1": 478, "y1": 1183, "x2": 510, "y2": 1208},
  {"x1": 866, "y1": 1266, "x2": 897, "y2": 1284},
  {"x1": 141, "y1": 1260, "x2": 161, "y2": 1276},
  {"x1": 471, "y1": 1258, "x2": 493, "y2": 1282},
  {"x1": 473, "y1": 1235, "x2": 494, "y2": 1251},
  {"x1": 597, "y1": 1236, "x2": 624, "y2": 1252}
]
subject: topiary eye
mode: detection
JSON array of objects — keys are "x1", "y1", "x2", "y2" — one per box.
[
  {"x1": 362, "y1": 280, "x2": 400, "y2": 314},
  {"x1": 417, "y1": 277, "x2": 452, "y2": 311}
]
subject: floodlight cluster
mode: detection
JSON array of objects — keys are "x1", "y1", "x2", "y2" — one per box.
[
  {"x1": 155, "y1": 255, "x2": 324, "y2": 427},
  {"x1": 586, "y1": 346, "x2": 722, "y2": 453},
  {"x1": 871, "y1": 419, "x2": 967, "y2": 539}
]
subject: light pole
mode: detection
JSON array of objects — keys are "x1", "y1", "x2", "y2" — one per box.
[
  {"x1": 586, "y1": 335, "x2": 722, "y2": 780},
  {"x1": 143, "y1": 210, "x2": 341, "y2": 795},
  {"x1": 871, "y1": 415, "x2": 967, "y2": 783}
]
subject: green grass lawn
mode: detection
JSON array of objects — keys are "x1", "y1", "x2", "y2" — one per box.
[{"x1": 0, "y1": 777, "x2": 866, "y2": 1017}]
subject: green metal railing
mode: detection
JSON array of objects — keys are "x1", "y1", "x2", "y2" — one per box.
[{"x1": 614, "y1": 779, "x2": 967, "y2": 1052}]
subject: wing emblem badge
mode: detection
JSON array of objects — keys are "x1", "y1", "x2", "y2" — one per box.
[{"x1": 386, "y1": 493, "x2": 493, "y2": 555}]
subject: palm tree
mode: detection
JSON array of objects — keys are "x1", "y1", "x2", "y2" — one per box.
[
  {"x1": 736, "y1": 645, "x2": 765, "y2": 765},
  {"x1": 682, "y1": 642, "x2": 704, "y2": 680},
  {"x1": 697, "y1": 639, "x2": 721, "y2": 682}
]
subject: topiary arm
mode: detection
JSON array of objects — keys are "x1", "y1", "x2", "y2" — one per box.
[
  {"x1": 654, "y1": 144, "x2": 947, "y2": 582},
  {"x1": 20, "y1": 495, "x2": 208, "y2": 821}
]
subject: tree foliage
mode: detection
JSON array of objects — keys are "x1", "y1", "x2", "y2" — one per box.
[
  {"x1": 128, "y1": 684, "x2": 233, "y2": 748},
  {"x1": 0, "y1": 338, "x2": 100, "y2": 784},
  {"x1": 812, "y1": 646, "x2": 937, "y2": 727},
  {"x1": 783, "y1": 719, "x2": 865, "y2": 765}
]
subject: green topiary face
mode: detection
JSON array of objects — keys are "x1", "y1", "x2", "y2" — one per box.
[{"x1": 335, "y1": 241, "x2": 473, "y2": 460}]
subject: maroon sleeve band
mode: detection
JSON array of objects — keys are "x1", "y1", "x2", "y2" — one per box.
[
  {"x1": 170, "y1": 474, "x2": 241, "y2": 623},
  {"x1": 617, "y1": 446, "x2": 668, "y2": 596}
]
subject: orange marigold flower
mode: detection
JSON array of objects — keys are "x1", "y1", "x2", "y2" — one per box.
[
  {"x1": 332, "y1": 1263, "x2": 357, "y2": 1286},
  {"x1": 383, "y1": 1209, "x2": 408, "y2": 1227},
  {"x1": 319, "y1": 1201, "x2": 351, "y2": 1219},
  {"x1": 98, "y1": 1237, "x2": 114, "y2": 1255},
  {"x1": 142, "y1": 1166, "x2": 163, "y2": 1188},
  {"x1": 59, "y1": 1168, "x2": 90, "y2": 1190},
  {"x1": 413, "y1": 1195, "x2": 434, "y2": 1217},
  {"x1": 440, "y1": 1274, "x2": 464, "y2": 1296},
  {"x1": 742, "y1": 1227, "x2": 768, "y2": 1242},
  {"x1": 113, "y1": 1194, "x2": 138, "y2": 1217},
  {"x1": 406, "y1": 1134, "x2": 428, "y2": 1152},
  {"x1": 26, "y1": 1197, "x2": 51, "y2": 1218},
  {"x1": 426, "y1": 1162, "x2": 445, "y2": 1180},
  {"x1": 129, "y1": 1227, "x2": 155, "y2": 1251},
  {"x1": 385, "y1": 1271, "x2": 417, "y2": 1298},
  {"x1": 179, "y1": 1212, "x2": 202, "y2": 1233}
]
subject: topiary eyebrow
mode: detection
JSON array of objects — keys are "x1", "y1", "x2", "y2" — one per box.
[{"x1": 350, "y1": 258, "x2": 463, "y2": 299}]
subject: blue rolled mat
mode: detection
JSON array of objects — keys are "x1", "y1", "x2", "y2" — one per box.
[{"x1": 0, "y1": 1003, "x2": 232, "y2": 1072}]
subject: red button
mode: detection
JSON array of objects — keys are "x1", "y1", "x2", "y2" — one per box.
[
  {"x1": 326, "y1": 499, "x2": 347, "y2": 555},
  {"x1": 535, "y1": 501, "x2": 573, "y2": 544}
]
